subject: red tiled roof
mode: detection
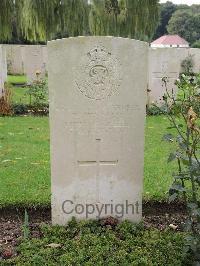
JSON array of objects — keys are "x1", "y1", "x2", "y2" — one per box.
[{"x1": 151, "y1": 35, "x2": 189, "y2": 45}]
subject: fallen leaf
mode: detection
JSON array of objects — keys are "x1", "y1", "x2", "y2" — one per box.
[
  {"x1": 2, "y1": 159, "x2": 13, "y2": 163},
  {"x1": 2, "y1": 248, "x2": 13, "y2": 259},
  {"x1": 169, "y1": 224, "x2": 178, "y2": 230},
  {"x1": 46, "y1": 243, "x2": 61, "y2": 248}
]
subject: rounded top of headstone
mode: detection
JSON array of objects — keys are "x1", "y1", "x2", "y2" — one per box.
[{"x1": 47, "y1": 36, "x2": 149, "y2": 47}]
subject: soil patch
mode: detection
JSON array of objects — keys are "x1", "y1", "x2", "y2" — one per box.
[{"x1": 0, "y1": 202, "x2": 187, "y2": 260}]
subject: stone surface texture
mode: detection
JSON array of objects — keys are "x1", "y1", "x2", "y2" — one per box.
[
  {"x1": 148, "y1": 48, "x2": 200, "y2": 104},
  {"x1": 0, "y1": 45, "x2": 7, "y2": 96},
  {"x1": 48, "y1": 37, "x2": 148, "y2": 225},
  {"x1": 23, "y1": 45, "x2": 47, "y2": 83}
]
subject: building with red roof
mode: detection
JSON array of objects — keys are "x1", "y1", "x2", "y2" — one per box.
[{"x1": 151, "y1": 34, "x2": 189, "y2": 48}]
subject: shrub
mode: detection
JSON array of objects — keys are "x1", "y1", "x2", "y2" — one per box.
[
  {"x1": 26, "y1": 75, "x2": 48, "y2": 107},
  {"x1": 181, "y1": 55, "x2": 194, "y2": 75},
  {"x1": 192, "y1": 40, "x2": 200, "y2": 49},
  {"x1": 0, "y1": 84, "x2": 13, "y2": 116},
  {"x1": 11, "y1": 103, "x2": 49, "y2": 116},
  {"x1": 161, "y1": 73, "x2": 200, "y2": 263},
  {"x1": 146, "y1": 104, "x2": 168, "y2": 116},
  {"x1": 3, "y1": 219, "x2": 190, "y2": 265},
  {"x1": 12, "y1": 103, "x2": 29, "y2": 115}
]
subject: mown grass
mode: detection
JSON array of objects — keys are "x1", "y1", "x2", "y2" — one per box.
[
  {"x1": 0, "y1": 116, "x2": 50, "y2": 207},
  {"x1": 7, "y1": 75, "x2": 27, "y2": 85},
  {"x1": 0, "y1": 115, "x2": 177, "y2": 208},
  {"x1": 144, "y1": 115, "x2": 177, "y2": 200},
  {"x1": 6, "y1": 75, "x2": 30, "y2": 104},
  {"x1": 10, "y1": 86, "x2": 30, "y2": 104},
  {"x1": 3, "y1": 219, "x2": 190, "y2": 266}
]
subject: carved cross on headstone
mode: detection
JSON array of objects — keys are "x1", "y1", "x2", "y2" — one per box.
[
  {"x1": 152, "y1": 61, "x2": 178, "y2": 79},
  {"x1": 78, "y1": 138, "x2": 118, "y2": 201}
]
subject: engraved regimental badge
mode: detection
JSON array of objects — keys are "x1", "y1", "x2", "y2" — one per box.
[{"x1": 75, "y1": 45, "x2": 121, "y2": 100}]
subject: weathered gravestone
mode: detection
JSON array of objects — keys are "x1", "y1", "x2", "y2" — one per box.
[
  {"x1": 148, "y1": 48, "x2": 184, "y2": 105},
  {"x1": 23, "y1": 45, "x2": 47, "y2": 83},
  {"x1": 148, "y1": 48, "x2": 200, "y2": 105},
  {"x1": 5, "y1": 45, "x2": 24, "y2": 75},
  {"x1": 2, "y1": 46, "x2": 7, "y2": 83},
  {"x1": 0, "y1": 45, "x2": 6, "y2": 96},
  {"x1": 48, "y1": 37, "x2": 148, "y2": 225}
]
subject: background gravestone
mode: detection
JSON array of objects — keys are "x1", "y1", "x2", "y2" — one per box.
[
  {"x1": 148, "y1": 48, "x2": 200, "y2": 105},
  {"x1": 23, "y1": 45, "x2": 47, "y2": 83},
  {"x1": 5, "y1": 45, "x2": 24, "y2": 75},
  {"x1": 0, "y1": 45, "x2": 3, "y2": 96},
  {"x1": 48, "y1": 37, "x2": 148, "y2": 225},
  {"x1": 0, "y1": 45, "x2": 7, "y2": 96},
  {"x1": 2, "y1": 46, "x2": 7, "y2": 83}
]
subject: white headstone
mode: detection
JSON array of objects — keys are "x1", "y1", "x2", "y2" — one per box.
[
  {"x1": 188, "y1": 48, "x2": 200, "y2": 73},
  {"x1": 5, "y1": 45, "x2": 24, "y2": 75},
  {"x1": 48, "y1": 37, "x2": 148, "y2": 225},
  {"x1": 2, "y1": 46, "x2": 7, "y2": 83},
  {"x1": 42, "y1": 45, "x2": 48, "y2": 72},
  {"x1": 0, "y1": 45, "x2": 7, "y2": 96},
  {"x1": 148, "y1": 48, "x2": 200, "y2": 105},
  {"x1": 23, "y1": 45, "x2": 46, "y2": 83}
]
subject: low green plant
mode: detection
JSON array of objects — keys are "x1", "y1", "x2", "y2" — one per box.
[
  {"x1": 12, "y1": 103, "x2": 29, "y2": 115},
  {"x1": 26, "y1": 74, "x2": 48, "y2": 107},
  {"x1": 4, "y1": 219, "x2": 190, "y2": 265},
  {"x1": 161, "y1": 73, "x2": 200, "y2": 263},
  {"x1": 192, "y1": 40, "x2": 200, "y2": 49},
  {"x1": 146, "y1": 104, "x2": 168, "y2": 116},
  {"x1": 181, "y1": 55, "x2": 194, "y2": 75},
  {"x1": 22, "y1": 209, "x2": 30, "y2": 240}
]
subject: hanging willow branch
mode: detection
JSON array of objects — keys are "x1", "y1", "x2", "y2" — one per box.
[
  {"x1": 0, "y1": 0, "x2": 159, "y2": 42},
  {"x1": 89, "y1": 0, "x2": 159, "y2": 40},
  {"x1": 20, "y1": 0, "x2": 59, "y2": 41},
  {"x1": 58, "y1": 0, "x2": 89, "y2": 37},
  {"x1": 0, "y1": 0, "x2": 14, "y2": 40}
]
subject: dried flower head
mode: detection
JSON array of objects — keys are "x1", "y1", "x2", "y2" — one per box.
[
  {"x1": 187, "y1": 107, "x2": 199, "y2": 133},
  {"x1": 35, "y1": 70, "x2": 41, "y2": 76}
]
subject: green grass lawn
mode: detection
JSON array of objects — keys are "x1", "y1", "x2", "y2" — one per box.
[
  {"x1": 0, "y1": 116, "x2": 50, "y2": 208},
  {"x1": 7, "y1": 75, "x2": 27, "y2": 85},
  {"x1": 6, "y1": 75, "x2": 30, "y2": 104},
  {"x1": 10, "y1": 86, "x2": 30, "y2": 104},
  {"x1": 0, "y1": 115, "x2": 177, "y2": 208}
]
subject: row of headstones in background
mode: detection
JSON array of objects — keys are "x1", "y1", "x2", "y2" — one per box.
[
  {"x1": 4, "y1": 44, "x2": 200, "y2": 104},
  {"x1": 148, "y1": 48, "x2": 200, "y2": 105},
  {"x1": 5, "y1": 44, "x2": 47, "y2": 83},
  {"x1": 2, "y1": 37, "x2": 200, "y2": 225},
  {"x1": 0, "y1": 45, "x2": 7, "y2": 97}
]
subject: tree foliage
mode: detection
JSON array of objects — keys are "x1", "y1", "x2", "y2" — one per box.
[
  {"x1": 167, "y1": 9, "x2": 200, "y2": 45},
  {"x1": 0, "y1": 0, "x2": 159, "y2": 42},
  {"x1": 161, "y1": 74, "x2": 200, "y2": 263},
  {"x1": 153, "y1": 2, "x2": 200, "y2": 46},
  {"x1": 89, "y1": 0, "x2": 159, "y2": 40},
  {"x1": 0, "y1": 0, "x2": 14, "y2": 40},
  {"x1": 192, "y1": 40, "x2": 200, "y2": 48},
  {"x1": 154, "y1": 1, "x2": 177, "y2": 39}
]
